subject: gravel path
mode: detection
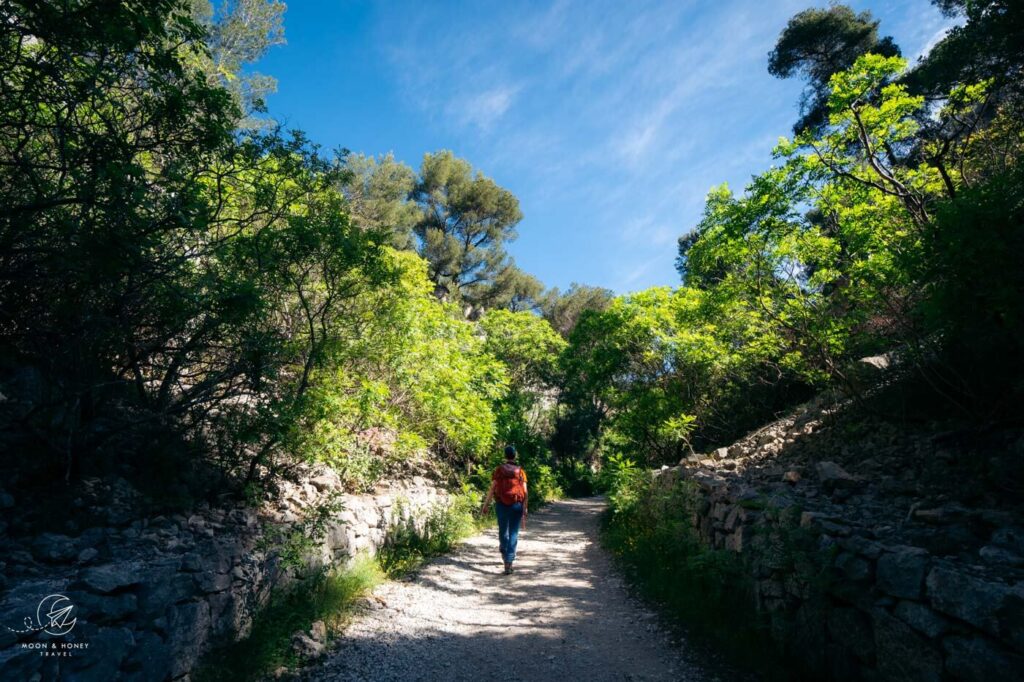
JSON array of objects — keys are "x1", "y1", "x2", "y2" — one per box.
[{"x1": 301, "y1": 497, "x2": 732, "y2": 682}]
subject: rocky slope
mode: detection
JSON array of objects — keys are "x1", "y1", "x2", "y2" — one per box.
[{"x1": 662, "y1": 395, "x2": 1024, "y2": 680}]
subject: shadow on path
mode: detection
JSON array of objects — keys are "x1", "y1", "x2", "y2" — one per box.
[{"x1": 301, "y1": 498, "x2": 733, "y2": 682}]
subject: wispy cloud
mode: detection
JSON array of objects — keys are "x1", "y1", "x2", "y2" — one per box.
[
  {"x1": 363, "y1": 0, "x2": 949, "y2": 292},
  {"x1": 451, "y1": 84, "x2": 520, "y2": 131}
]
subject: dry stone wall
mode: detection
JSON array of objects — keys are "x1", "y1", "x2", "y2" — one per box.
[
  {"x1": 0, "y1": 469, "x2": 447, "y2": 681},
  {"x1": 656, "y1": 401, "x2": 1024, "y2": 681}
]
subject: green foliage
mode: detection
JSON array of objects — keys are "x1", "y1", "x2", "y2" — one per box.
[
  {"x1": 540, "y1": 283, "x2": 615, "y2": 338},
  {"x1": 768, "y1": 5, "x2": 900, "y2": 133},
  {"x1": 340, "y1": 152, "x2": 420, "y2": 249},
  {"x1": 377, "y1": 489, "x2": 488, "y2": 576},
  {"x1": 294, "y1": 250, "x2": 509, "y2": 481},
  {"x1": 194, "y1": 554, "x2": 383, "y2": 682},
  {"x1": 601, "y1": 475, "x2": 782, "y2": 675},
  {"x1": 907, "y1": 1, "x2": 1024, "y2": 102},
  {"x1": 917, "y1": 166, "x2": 1024, "y2": 413},
  {"x1": 0, "y1": 0, "x2": 395, "y2": 484},
  {"x1": 412, "y1": 150, "x2": 534, "y2": 312},
  {"x1": 558, "y1": 285, "x2": 797, "y2": 465},
  {"x1": 0, "y1": 0, "x2": 565, "y2": 495},
  {"x1": 480, "y1": 309, "x2": 566, "y2": 388}
]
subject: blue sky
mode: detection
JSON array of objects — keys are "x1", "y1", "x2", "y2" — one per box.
[{"x1": 255, "y1": 0, "x2": 955, "y2": 293}]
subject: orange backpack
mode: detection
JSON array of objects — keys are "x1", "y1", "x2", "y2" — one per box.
[{"x1": 494, "y1": 464, "x2": 526, "y2": 505}]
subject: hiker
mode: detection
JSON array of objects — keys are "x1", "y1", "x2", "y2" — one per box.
[{"x1": 480, "y1": 445, "x2": 528, "y2": 574}]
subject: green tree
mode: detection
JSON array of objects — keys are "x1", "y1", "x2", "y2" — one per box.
[
  {"x1": 340, "y1": 153, "x2": 420, "y2": 249},
  {"x1": 190, "y1": 0, "x2": 286, "y2": 126},
  {"x1": 0, "y1": 0, "x2": 390, "y2": 486},
  {"x1": 769, "y1": 5, "x2": 900, "y2": 133},
  {"x1": 907, "y1": 1, "x2": 1023, "y2": 101},
  {"x1": 411, "y1": 151, "x2": 527, "y2": 313},
  {"x1": 540, "y1": 283, "x2": 614, "y2": 338}
]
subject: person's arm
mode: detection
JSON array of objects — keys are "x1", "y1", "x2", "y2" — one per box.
[
  {"x1": 521, "y1": 478, "x2": 528, "y2": 530},
  {"x1": 480, "y1": 481, "x2": 495, "y2": 515}
]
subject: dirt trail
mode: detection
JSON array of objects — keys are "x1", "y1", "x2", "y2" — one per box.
[{"x1": 301, "y1": 497, "x2": 734, "y2": 682}]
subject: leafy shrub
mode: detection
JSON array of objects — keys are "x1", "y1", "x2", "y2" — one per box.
[
  {"x1": 601, "y1": 474, "x2": 786, "y2": 676},
  {"x1": 557, "y1": 460, "x2": 597, "y2": 497},
  {"x1": 917, "y1": 166, "x2": 1024, "y2": 416},
  {"x1": 377, "y1": 489, "x2": 487, "y2": 576}
]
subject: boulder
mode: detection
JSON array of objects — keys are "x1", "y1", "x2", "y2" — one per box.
[
  {"x1": 291, "y1": 632, "x2": 325, "y2": 658},
  {"x1": 827, "y1": 607, "x2": 875, "y2": 663},
  {"x1": 72, "y1": 590, "x2": 138, "y2": 623},
  {"x1": 122, "y1": 630, "x2": 172, "y2": 681},
  {"x1": 876, "y1": 547, "x2": 929, "y2": 599},
  {"x1": 79, "y1": 562, "x2": 142, "y2": 593},
  {"x1": 872, "y1": 609, "x2": 942, "y2": 682},
  {"x1": 893, "y1": 600, "x2": 949, "y2": 639},
  {"x1": 816, "y1": 461, "x2": 857, "y2": 489},
  {"x1": 835, "y1": 552, "x2": 873, "y2": 583},
  {"x1": 990, "y1": 526, "x2": 1024, "y2": 555},
  {"x1": 32, "y1": 533, "x2": 77, "y2": 563},
  {"x1": 76, "y1": 547, "x2": 99, "y2": 564},
  {"x1": 979, "y1": 544, "x2": 1024, "y2": 567},
  {"x1": 167, "y1": 600, "x2": 211, "y2": 678},
  {"x1": 943, "y1": 635, "x2": 1024, "y2": 682},
  {"x1": 927, "y1": 565, "x2": 1024, "y2": 649}
]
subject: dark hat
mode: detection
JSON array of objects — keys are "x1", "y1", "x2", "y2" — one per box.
[{"x1": 504, "y1": 445, "x2": 517, "y2": 459}]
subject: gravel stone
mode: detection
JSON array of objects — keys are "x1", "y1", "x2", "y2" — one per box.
[{"x1": 301, "y1": 499, "x2": 725, "y2": 682}]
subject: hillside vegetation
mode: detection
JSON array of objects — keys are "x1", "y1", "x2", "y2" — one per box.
[{"x1": 1, "y1": 0, "x2": 1021, "y2": 535}]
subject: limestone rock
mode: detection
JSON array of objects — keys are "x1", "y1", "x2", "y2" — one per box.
[
  {"x1": 894, "y1": 600, "x2": 949, "y2": 639},
  {"x1": 167, "y1": 600, "x2": 212, "y2": 678},
  {"x1": 877, "y1": 546, "x2": 929, "y2": 599},
  {"x1": 943, "y1": 635, "x2": 1024, "y2": 682},
  {"x1": 79, "y1": 562, "x2": 142, "y2": 593},
  {"x1": 815, "y1": 461, "x2": 857, "y2": 489},
  {"x1": 76, "y1": 547, "x2": 99, "y2": 564},
  {"x1": 32, "y1": 533, "x2": 77, "y2": 563},
  {"x1": 292, "y1": 632, "x2": 325, "y2": 658},
  {"x1": 926, "y1": 565, "x2": 1024, "y2": 646},
  {"x1": 872, "y1": 609, "x2": 942, "y2": 682}
]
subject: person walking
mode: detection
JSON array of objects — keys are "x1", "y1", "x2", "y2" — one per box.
[{"x1": 480, "y1": 445, "x2": 528, "y2": 574}]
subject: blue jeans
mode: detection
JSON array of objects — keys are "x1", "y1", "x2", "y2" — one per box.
[{"x1": 495, "y1": 501, "x2": 524, "y2": 563}]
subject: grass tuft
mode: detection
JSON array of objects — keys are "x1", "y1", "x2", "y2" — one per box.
[
  {"x1": 195, "y1": 490, "x2": 491, "y2": 680},
  {"x1": 194, "y1": 554, "x2": 383, "y2": 682}
]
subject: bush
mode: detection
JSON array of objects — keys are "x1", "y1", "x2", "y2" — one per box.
[
  {"x1": 377, "y1": 490, "x2": 487, "y2": 576},
  {"x1": 557, "y1": 460, "x2": 597, "y2": 498},
  {"x1": 917, "y1": 166, "x2": 1024, "y2": 417},
  {"x1": 601, "y1": 472, "x2": 786, "y2": 676}
]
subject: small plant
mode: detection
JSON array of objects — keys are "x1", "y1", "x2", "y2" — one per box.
[
  {"x1": 600, "y1": 474, "x2": 789, "y2": 678},
  {"x1": 378, "y1": 489, "x2": 487, "y2": 576},
  {"x1": 256, "y1": 491, "x2": 346, "y2": 571},
  {"x1": 194, "y1": 554, "x2": 383, "y2": 682}
]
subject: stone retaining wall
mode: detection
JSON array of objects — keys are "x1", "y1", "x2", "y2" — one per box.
[
  {"x1": 0, "y1": 471, "x2": 447, "y2": 681},
  {"x1": 653, "y1": 404, "x2": 1024, "y2": 681}
]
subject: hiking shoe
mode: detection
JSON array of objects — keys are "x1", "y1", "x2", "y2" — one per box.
[{"x1": 503, "y1": 562, "x2": 511, "y2": 575}]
